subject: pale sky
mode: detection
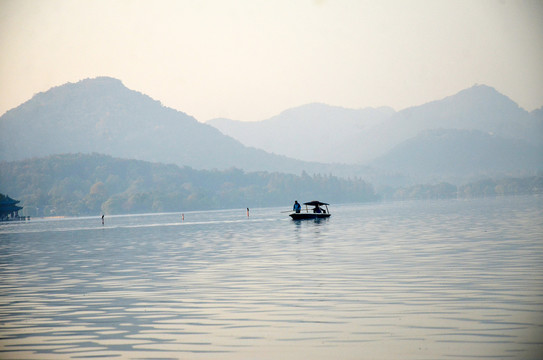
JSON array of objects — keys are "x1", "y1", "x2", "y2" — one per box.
[{"x1": 1, "y1": 0, "x2": 542, "y2": 122}]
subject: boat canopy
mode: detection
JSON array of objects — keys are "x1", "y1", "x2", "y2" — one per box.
[{"x1": 303, "y1": 201, "x2": 329, "y2": 206}]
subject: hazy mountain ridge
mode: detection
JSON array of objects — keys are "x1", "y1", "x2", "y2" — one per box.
[
  {"x1": 371, "y1": 129, "x2": 542, "y2": 184},
  {"x1": 364, "y1": 85, "x2": 541, "y2": 157},
  {"x1": 209, "y1": 85, "x2": 542, "y2": 165},
  {"x1": 0, "y1": 77, "x2": 337, "y2": 175},
  {"x1": 1, "y1": 77, "x2": 541, "y2": 186},
  {"x1": 208, "y1": 85, "x2": 542, "y2": 183},
  {"x1": 208, "y1": 104, "x2": 395, "y2": 164}
]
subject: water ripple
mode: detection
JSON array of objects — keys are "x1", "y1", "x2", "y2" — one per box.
[{"x1": 1, "y1": 197, "x2": 542, "y2": 359}]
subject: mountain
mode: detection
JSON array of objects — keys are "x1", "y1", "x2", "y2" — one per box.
[
  {"x1": 208, "y1": 85, "x2": 542, "y2": 165},
  {"x1": 360, "y1": 85, "x2": 542, "y2": 162},
  {"x1": 0, "y1": 77, "x2": 331, "y2": 174},
  {"x1": 208, "y1": 104, "x2": 395, "y2": 164},
  {"x1": 2, "y1": 78, "x2": 541, "y2": 187},
  {"x1": 370, "y1": 129, "x2": 543, "y2": 184}
]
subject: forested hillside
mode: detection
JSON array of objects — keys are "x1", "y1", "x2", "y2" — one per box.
[
  {"x1": 0, "y1": 154, "x2": 378, "y2": 216},
  {"x1": 380, "y1": 176, "x2": 543, "y2": 201},
  {"x1": 370, "y1": 129, "x2": 542, "y2": 183},
  {"x1": 0, "y1": 77, "x2": 322, "y2": 174}
]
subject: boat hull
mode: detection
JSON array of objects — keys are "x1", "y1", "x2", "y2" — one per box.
[{"x1": 289, "y1": 213, "x2": 331, "y2": 220}]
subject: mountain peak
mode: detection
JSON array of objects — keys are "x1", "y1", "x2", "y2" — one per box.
[
  {"x1": 75, "y1": 76, "x2": 126, "y2": 91},
  {"x1": 0, "y1": 77, "x2": 322, "y2": 174},
  {"x1": 27, "y1": 76, "x2": 136, "y2": 109},
  {"x1": 444, "y1": 84, "x2": 521, "y2": 111},
  {"x1": 40, "y1": 76, "x2": 125, "y2": 94}
]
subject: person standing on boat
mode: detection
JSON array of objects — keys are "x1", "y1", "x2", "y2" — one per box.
[{"x1": 293, "y1": 201, "x2": 301, "y2": 213}]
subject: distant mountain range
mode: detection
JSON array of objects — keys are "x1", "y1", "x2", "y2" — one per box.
[
  {"x1": 209, "y1": 85, "x2": 542, "y2": 183},
  {"x1": 208, "y1": 104, "x2": 395, "y2": 164},
  {"x1": 362, "y1": 85, "x2": 542, "y2": 162},
  {"x1": 1, "y1": 77, "x2": 541, "y2": 186},
  {"x1": 0, "y1": 77, "x2": 326, "y2": 174},
  {"x1": 209, "y1": 85, "x2": 542, "y2": 163},
  {"x1": 370, "y1": 129, "x2": 542, "y2": 184}
]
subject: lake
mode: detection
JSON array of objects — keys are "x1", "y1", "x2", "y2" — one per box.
[{"x1": 1, "y1": 196, "x2": 542, "y2": 359}]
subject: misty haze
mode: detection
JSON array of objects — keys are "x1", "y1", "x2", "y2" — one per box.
[
  {"x1": 1, "y1": 77, "x2": 541, "y2": 217},
  {"x1": 1, "y1": 76, "x2": 542, "y2": 360},
  {"x1": 1, "y1": 1, "x2": 542, "y2": 359}
]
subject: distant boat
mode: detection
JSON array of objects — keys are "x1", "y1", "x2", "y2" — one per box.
[{"x1": 289, "y1": 201, "x2": 331, "y2": 220}]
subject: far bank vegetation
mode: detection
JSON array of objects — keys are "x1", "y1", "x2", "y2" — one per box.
[
  {"x1": 2, "y1": 154, "x2": 540, "y2": 217},
  {"x1": 0, "y1": 154, "x2": 377, "y2": 216}
]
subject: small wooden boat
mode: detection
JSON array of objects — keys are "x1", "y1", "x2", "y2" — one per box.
[{"x1": 290, "y1": 201, "x2": 331, "y2": 220}]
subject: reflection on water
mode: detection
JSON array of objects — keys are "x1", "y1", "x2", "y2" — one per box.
[{"x1": 1, "y1": 196, "x2": 542, "y2": 359}]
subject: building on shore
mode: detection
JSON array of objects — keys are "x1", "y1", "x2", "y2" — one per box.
[{"x1": 0, "y1": 194, "x2": 28, "y2": 221}]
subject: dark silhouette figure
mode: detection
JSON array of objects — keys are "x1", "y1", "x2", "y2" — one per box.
[{"x1": 293, "y1": 201, "x2": 301, "y2": 213}]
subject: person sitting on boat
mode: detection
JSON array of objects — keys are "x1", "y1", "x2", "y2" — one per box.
[
  {"x1": 293, "y1": 200, "x2": 301, "y2": 213},
  {"x1": 313, "y1": 206, "x2": 322, "y2": 213}
]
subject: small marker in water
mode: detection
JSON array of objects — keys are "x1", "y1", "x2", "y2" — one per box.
[{"x1": 247, "y1": 208, "x2": 249, "y2": 217}]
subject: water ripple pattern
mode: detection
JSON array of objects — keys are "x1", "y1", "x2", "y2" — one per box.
[{"x1": 1, "y1": 196, "x2": 542, "y2": 359}]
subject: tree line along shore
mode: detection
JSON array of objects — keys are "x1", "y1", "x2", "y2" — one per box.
[{"x1": 1, "y1": 153, "x2": 540, "y2": 217}]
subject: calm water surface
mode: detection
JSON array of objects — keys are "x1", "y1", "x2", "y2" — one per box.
[{"x1": 1, "y1": 196, "x2": 542, "y2": 359}]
